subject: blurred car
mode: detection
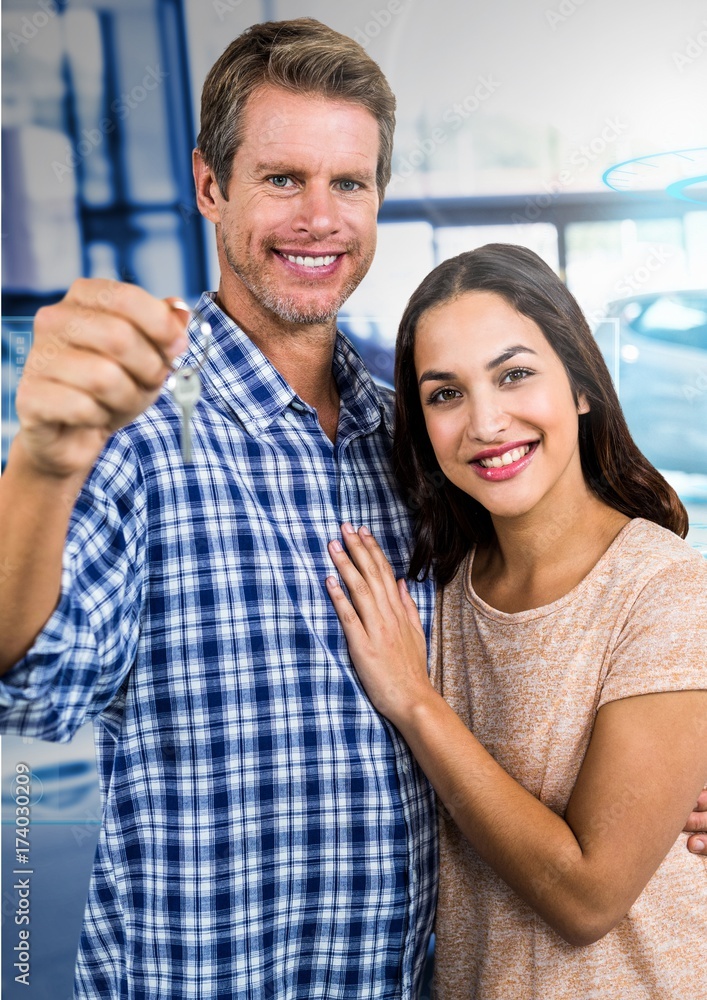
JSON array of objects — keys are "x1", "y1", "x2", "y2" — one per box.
[
  {"x1": 593, "y1": 290, "x2": 707, "y2": 475},
  {"x1": 337, "y1": 315, "x2": 395, "y2": 389}
]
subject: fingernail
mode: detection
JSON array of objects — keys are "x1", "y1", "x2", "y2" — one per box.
[
  {"x1": 359, "y1": 525, "x2": 371, "y2": 536},
  {"x1": 330, "y1": 540, "x2": 343, "y2": 552},
  {"x1": 692, "y1": 838, "x2": 706, "y2": 852},
  {"x1": 325, "y1": 575, "x2": 340, "y2": 588},
  {"x1": 401, "y1": 578, "x2": 409, "y2": 591},
  {"x1": 170, "y1": 299, "x2": 191, "y2": 314},
  {"x1": 341, "y1": 522, "x2": 355, "y2": 534}
]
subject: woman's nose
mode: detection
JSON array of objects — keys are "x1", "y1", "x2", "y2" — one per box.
[{"x1": 464, "y1": 393, "x2": 511, "y2": 444}]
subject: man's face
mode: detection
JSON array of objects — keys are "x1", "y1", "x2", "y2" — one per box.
[{"x1": 200, "y1": 84, "x2": 381, "y2": 328}]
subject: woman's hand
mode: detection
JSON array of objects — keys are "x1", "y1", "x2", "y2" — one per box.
[
  {"x1": 684, "y1": 786, "x2": 707, "y2": 854},
  {"x1": 325, "y1": 523, "x2": 434, "y2": 726}
]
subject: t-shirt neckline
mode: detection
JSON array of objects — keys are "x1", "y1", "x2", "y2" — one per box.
[{"x1": 463, "y1": 518, "x2": 642, "y2": 623}]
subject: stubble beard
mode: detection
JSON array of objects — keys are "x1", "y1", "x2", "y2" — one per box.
[{"x1": 222, "y1": 235, "x2": 374, "y2": 327}]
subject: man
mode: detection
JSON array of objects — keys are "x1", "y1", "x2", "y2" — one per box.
[
  {"x1": 0, "y1": 16, "x2": 704, "y2": 1000},
  {"x1": 0, "y1": 19, "x2": 435, "y2": 999}
]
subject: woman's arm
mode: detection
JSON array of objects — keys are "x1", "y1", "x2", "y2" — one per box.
[{"x1": 325, "y1": 524, "x2": 707, "y2": 946}]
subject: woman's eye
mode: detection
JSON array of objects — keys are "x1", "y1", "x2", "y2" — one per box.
[
  {"x1": 502, "y1": 367, "x2": 533, "y2": 384},
  {"x1": 428, "y1": 387, "x2": 461, "y2": 404}
]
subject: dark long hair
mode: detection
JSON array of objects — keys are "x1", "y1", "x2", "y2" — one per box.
[{"x1": 393, "y1": 244, "x2": 688, "y2": 586}]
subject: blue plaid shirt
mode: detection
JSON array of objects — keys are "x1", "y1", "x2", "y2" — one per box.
[{"x1": 0, "y1": 294, "x2": 437, "y2": 999}]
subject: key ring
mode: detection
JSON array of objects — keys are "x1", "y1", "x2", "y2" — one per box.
[{"x1": 168, "y1": 299, "x2": 212, "y2": 374}]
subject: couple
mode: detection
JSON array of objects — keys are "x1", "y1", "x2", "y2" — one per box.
[{"x1": 0, "y1": 17, "x2": 705, "y2": 1000}]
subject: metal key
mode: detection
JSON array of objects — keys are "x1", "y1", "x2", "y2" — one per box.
[
  {"x1": 169, "y1": 367, "x2": 202, "y2": 462},
  {"x1": 166, "y1": 304, "x2": 212, "y2": 464}
]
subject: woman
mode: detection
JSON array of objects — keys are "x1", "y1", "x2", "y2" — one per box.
[{"x1": 324, "y1": 245, "x2": 707, "y2": 998}]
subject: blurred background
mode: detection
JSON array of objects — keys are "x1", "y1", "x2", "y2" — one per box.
[{"x1": 1, "y1": 0, "x2": 706, "y2": 995}]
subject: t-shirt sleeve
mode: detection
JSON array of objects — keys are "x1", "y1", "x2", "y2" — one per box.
[
  {"x1": 598, "y1": 550, "x2": 707, "y2": 709},
  {"x1": 0, "y1": 433, "x2": 147, "y2": 742}
]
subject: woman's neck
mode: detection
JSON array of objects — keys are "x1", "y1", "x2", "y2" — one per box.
[{"x1": 472, "y1": 486, "x2": 631, "y2": 613}]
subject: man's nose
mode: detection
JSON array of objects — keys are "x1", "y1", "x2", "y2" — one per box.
[{"x1": 290, "y1": 183, "x2": 341, "y2": 240}]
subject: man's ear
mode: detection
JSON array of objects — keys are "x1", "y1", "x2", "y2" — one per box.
[
  {"x1": 192, "y1": 148, "x2": 223, "y2": 224},
  {"x1": 577, "y1": 393, "x2": 590, "y2": 415}
]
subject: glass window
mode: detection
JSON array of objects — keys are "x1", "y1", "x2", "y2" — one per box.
[{"x1": 435, "y1": 224, "x2": 559, "y2": 271}]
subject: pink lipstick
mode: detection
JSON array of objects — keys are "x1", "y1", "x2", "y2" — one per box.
[{"x1": 471, "y1": 441, "x2": 539, "y2": 481}]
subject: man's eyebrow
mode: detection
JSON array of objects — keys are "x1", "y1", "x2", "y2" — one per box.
[
  {"x1": 485, "y1": 345, "x2": 537, "y2": 370},
  {"x1": 253, "y1": 162, "x2": 294, "y2": 175}
]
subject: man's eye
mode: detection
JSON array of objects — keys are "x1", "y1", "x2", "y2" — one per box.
[
  {"x1": 269, "y1": 176, "x2": 291, "y2": 188},
  {"x1": 338, "y1": 180, "x2": 360, "y2": 192}
]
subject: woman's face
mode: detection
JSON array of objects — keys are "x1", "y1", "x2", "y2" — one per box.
[{"x1": 414, "y1": 289, "x2": 589, "y2": 523}]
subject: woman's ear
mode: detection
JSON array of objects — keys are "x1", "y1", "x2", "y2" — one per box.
[{"x1": 577, "y1": 393, "x2": 590, "y2": 415}]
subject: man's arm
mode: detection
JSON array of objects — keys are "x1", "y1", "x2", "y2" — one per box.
[{"x1": 0, "y1": 279, "x2": 187, "y2": 675}]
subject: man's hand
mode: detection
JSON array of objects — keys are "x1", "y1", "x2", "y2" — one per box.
[
  {"x1": 685, "y1": 787, "x2": 707, "y2": 854},
  {"x1": 0, "y1": 279, "x2": 191, "y2": 674},
  {"x1": 15, "y1": 278, "x2": 189, "y2": 480}
]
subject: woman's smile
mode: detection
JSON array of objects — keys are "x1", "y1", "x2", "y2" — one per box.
[
  {"x1": 414, "y1": 290, "x2": 589, "y2": 520},
  {"x1": 470, "y1": 439, "x2": 539, "y2": 480}
]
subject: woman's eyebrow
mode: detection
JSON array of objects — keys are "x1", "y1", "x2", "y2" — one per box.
[
  {"x1": 418, "y1": 369, "x2": 457, "y2": 387},
  {"x1": 418, "y1": 347, "x2": 539, "y2": 387},
  {"x1": 485, "y1": 345, "x2": 538, "y2": 370}
]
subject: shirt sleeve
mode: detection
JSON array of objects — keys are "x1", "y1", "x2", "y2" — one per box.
[
  {"x1": 598, "y1": 550, "x2": 707, "y2": 709},
  {"x1": 0, "y1": 432, "x2": 147, "y2": 742}
]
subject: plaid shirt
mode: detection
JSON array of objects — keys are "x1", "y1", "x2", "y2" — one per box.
[{"x1": 0, "y1": 294, "x2": 437, "y2": 1000}]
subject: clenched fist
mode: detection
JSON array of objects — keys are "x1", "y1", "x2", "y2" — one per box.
[{"x1": 15, "y1": 278, "x2": 190, "y2": 478}]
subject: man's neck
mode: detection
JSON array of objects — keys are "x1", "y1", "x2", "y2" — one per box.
[{"x1": 215, "y1": 285, "x2": 341, "y2": 442}]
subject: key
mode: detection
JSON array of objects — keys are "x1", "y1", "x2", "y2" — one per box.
[{"x1": 169, "y1": 367, "x2": 202, "y2": 462}]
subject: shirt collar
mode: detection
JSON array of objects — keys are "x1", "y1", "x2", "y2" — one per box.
[{"x1": 187, "y1": 293, "x2": 390, "y2": 440}]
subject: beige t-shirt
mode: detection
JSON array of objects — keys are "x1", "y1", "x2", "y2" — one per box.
[{"x1": 430, "y1": 518, "x2": 707, "y2": 1000}]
